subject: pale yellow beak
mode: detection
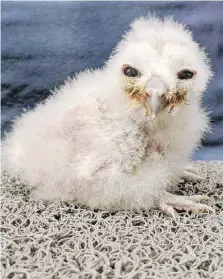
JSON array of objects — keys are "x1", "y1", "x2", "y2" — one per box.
[{"x1": 145, "y1": 76, "x2": 168, "y2": 118}]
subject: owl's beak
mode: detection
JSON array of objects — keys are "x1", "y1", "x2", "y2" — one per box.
[{"x1": 145, "y1": 77, "x2": 168, "y2": 118}]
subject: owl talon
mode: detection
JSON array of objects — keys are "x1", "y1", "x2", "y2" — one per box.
[
  {"x1": 182, "y1": 165, "x2": 207, "y2": 182},
  {"x1": 187, "y1": 194, "x2": 210, "y2": 202},
  {"x1": 159, "y1": 202, "x2": 176, "y2": 221},
  {"x1": 158, "y1": 192, "x2": 215, "y2": 217}
]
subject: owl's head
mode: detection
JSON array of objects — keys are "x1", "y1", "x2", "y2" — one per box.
[{"x1": 106, "y1": 16, "x2": 212, "y2": 117}]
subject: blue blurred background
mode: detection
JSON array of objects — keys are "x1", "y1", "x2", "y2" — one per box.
[{"x1": 1, "y1": 1, "x2": 223, "y2": 160}]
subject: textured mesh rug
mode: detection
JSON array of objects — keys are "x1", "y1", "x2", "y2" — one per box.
[{"x1": 1, "y1": 161, "x2": 223, "y2": 279}]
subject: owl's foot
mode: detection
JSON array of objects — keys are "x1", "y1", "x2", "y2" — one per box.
[
  {"x1": 158, "y1": 192, "x2": 214, "y2": 220},
  {"x1": 181, "y1": 165, "x2": 207, "y2": 183}
]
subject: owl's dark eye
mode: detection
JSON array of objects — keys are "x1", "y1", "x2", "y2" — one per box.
[
  {"x1": 123, "y1": 66, "x2": 141, "y2": 78},
  {"x1": 177, "y1": 69, "x2": 196, "y2": 80}
]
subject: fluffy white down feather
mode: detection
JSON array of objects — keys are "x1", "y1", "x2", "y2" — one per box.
[{"x1": 2, "y1": 16, "x2": 212, "y2": 211}]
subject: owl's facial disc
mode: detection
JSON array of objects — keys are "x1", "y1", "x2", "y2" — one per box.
[
  {"x1": 121, "y1": 65, "x2": 168, "y2": 116},
  {"x1": 121, "y1": 64, "x2": 197, "y2": 117}
]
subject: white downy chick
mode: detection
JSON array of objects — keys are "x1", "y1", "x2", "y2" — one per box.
[{"x1": 2, "y1": 16, "x2": 214, "y2": 216}]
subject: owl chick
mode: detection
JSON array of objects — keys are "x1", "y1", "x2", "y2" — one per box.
[{"x1": 2, "y1": 16, "x2": 214, "y2": 217}]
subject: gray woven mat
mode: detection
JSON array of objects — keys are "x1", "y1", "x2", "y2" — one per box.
[{"x1": 1, "y1": 161, "x2": 223, "y2": 279}]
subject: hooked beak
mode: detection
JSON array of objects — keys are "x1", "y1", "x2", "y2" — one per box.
[{"x1": 145, "y1": 76, "x2": 168, "y2": 118}]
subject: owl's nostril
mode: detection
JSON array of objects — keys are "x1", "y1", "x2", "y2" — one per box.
[{"x1": 146, "y1": 92, "x2": 151, "y2": 98}]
